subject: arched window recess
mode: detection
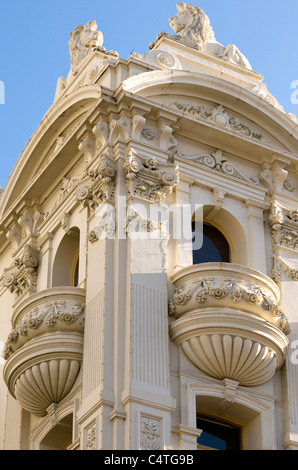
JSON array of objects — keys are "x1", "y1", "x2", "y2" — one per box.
[{"x1": 192, "y1": 220, "x2": 231, "y2": 265}]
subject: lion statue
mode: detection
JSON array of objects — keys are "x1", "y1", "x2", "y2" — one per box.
[
  {"x1": 68, "y1": 20, "x2": 106, "y2": 74},
  {"x1": 152, "y1": 3, "x2": 251, "y2": 70}
]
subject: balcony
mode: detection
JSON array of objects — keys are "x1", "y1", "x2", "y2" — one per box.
[
  {"x1": 169, "y1": 263, "x2": 289, "y2": 386},
  {"x1": 3, "y1": 287, "x2": 85, "y2": 417}
]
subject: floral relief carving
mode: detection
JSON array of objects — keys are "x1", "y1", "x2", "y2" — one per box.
[
  {"x1": 171, "y1": 102, "x2": 263, "y2": 140},
  {"x1": 140, "y1": 416, "x2": 161, "y2": 450},
  {"x1": 141, "y1": 128, "x2": 155, "y2": 140},
  {"x1": 169, "y1": 277, "x2": 290, "y2": 334},
  {"x1": 283, "y1": 179, "x2": 295, "y2": 192},
  {"x1": 2, "y1": 300, "x2": 85, "y2": 359},
  {"x1": 86, "y1": 423, "x2": 96, "y2": 450}
]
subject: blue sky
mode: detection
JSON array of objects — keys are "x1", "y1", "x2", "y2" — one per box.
[{"x1": 0, "y1": 0, "x2": 297, "y2": 189}]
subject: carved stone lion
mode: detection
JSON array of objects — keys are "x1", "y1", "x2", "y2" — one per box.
[
  {"x1": 69, "y1": 20, "x2": 106, "y2": 74},
  {"x1": 153, "y1": 3, "x2": 252, "y2": 70}
]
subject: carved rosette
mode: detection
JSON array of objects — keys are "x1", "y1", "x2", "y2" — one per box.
[
  {"x1": 169, "y1": 263, "x2": 289, "y2": 386},
  {"x1": 3, "y1": 287, "x2": 85, "y2": 416},
  {"x1": 124, "y1": 148, "x2": 179, "y2": 204}
]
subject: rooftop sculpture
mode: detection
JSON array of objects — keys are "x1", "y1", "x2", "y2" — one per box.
[{"x1": 151, "y1": 3, "x2": 252, "y2": 69}]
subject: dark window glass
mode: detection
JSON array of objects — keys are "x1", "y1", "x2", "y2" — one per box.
[
  {"x1": 192, "y1": 222, "x2": 230, "y2": 265},
  {"x1": 197, "y1": 416, "x2": 241, "y2": 450}
]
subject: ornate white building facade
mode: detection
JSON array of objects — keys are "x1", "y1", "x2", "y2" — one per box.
[{"x1": 1, "y1": 3, "x2": 298, "y2": 450}]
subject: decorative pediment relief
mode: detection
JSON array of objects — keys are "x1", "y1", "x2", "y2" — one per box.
[
  {"x1": 174, "y1": 148, "x2": 259, "y2": 186},
  {"x1": 124, "y1": 148, "x2": 179, "y2": 204},
  {"x1": 171, "y1": 102, "x2": 264, "y2": 141}
]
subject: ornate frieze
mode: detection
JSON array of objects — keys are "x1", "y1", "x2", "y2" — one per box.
[
  {"x1": 171, "y1": 102, "x2": 263, "y2": 140},
  {"x1": 169, "y1": 263, "x2": 289, "y2": 386},
  {"x1": 124, "y1": 148, "x2": 179, "y2": 204},
  {"x1": 169, "y1": 263, "x2": 289, "y2": 330},
  {"x1": 169, "y1": 275, "x2": 290, "y2": 335},
  {"x1": 2, "y1": 287, "x2": 85, "y2": 416},
  {"x1": 3, "y1": 295, "x2": 85, "y2": 359}
]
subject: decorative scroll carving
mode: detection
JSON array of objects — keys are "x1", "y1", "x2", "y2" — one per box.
[
  {"x1": 174, "y1": 148, "x2": 259, "y2": 185},
  {"x1": 171, "y1": 102, "x2": 262, "y2": 140},
  {"x1": 140, "y1": 416, "x2": 161, "y2": 450},
  {"x1": 3, "y1": 244, "x2": 39, "y2": 299},
  {"x1": 124, "y1": 148, "x2": 179, "y2": 204}
]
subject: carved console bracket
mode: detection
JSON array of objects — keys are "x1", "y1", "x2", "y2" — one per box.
[
  {"x1": 269, "y1": 200, "x2": 298, "y2": 282},
  {"x1": 3, "y1": 244, "x2": 39, "y2": 299},
  {"x1": 124, "y1": 148, "x2": 179, "y2": 204},
  {"x1": 76, "y1": 152, "x2": 116, "y2": 210}
]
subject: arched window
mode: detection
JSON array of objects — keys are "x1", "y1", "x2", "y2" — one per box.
[
  {"x1": 197, "y1": 415, "x2": 241, "y2": 450},
  {"x1": 40, "y1": 413, "x2": 73, "y2": 450},
  {"x1": 192, "y1": 221, "x2": 230, "y2": 265},
  {"x1": 52, "y1": 227, "x2": 80, "y2": 287}
]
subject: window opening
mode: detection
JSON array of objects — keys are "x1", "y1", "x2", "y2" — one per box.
[
  {"x1": 192, "y1": 221, "x2": 230, "y2": 264},
  {"x1": 197, "y1": 415, "x2": 241, "y2": 450}
]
